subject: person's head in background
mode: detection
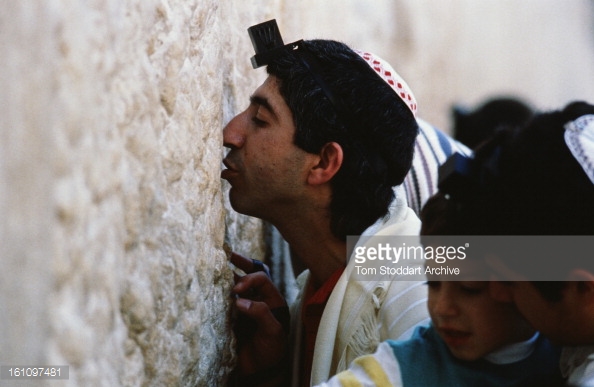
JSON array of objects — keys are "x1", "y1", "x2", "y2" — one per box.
[
  {"x1": 423, "y1": 101, "x2": 594, "y2": 346},
  {"x1": 452, "y1": 97, "x2": 533, "y2": 149}
]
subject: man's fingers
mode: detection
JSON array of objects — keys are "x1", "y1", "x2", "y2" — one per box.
[
  {"x1": 230, "y1": 252, "x2": 270, "y2": 276},
  {"x1": 230, "y1": 252, "x2": 252, "y2": 271},
  {"x1": 233, "y1": 271, "x2": 275, "y2": 295},
  {"x1": 233, "y1": 272, "x2": 286, "y2": 309},
  {"x1": 235, "y1": 298, "x2": 284, "y2": 335}
]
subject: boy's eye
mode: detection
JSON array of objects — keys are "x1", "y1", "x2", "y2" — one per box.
[{"x1": 459, "y1": 282, "x2": 486, "y2": 295}]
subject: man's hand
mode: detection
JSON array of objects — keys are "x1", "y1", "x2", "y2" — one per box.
[{"x1": 230, "y1": 253, "x2": 290, "y2": 382}]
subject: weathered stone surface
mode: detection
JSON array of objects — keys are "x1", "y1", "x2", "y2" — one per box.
[
  {"x1": 283, "y1": 0, "x2": 594, "y2": 131},
  {"x1": 1, "y1": 1, "x2": 273, "y2": 386}
]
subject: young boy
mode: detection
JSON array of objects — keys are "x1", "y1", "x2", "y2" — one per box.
[
  {"x1": 481, "y1": 101, "x2": 594, "y2": 386},
  {"x1": 315, "y1": 196, "x2": 562, "y2": 386},
  {"x1": 314, "y1": 272, "x2": 561, "y2": 387},
  {"x1": 431, "y1": 100, "x2": 594, "y2": 386}
]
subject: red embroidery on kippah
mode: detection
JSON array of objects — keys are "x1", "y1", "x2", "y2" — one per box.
[{"x1": 355, "y1": 49, "x2": 417, "y2": 117}]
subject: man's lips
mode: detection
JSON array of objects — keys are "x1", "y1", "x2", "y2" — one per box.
[
  {"x1": 438, "y1": 327, "x2": 471, "y2": 347},
  {"x1": 221, "y1": 159, "x2": 239, "y2": 180}
]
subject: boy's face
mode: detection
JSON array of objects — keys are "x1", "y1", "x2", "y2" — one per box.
[
  {"x1": 490, "y1": 281, "x2": 571, "y2": 344},
  {"x1": 427, "y1": 279, "x2": 532, "y2": 361},
  {"x1": 222, "y1": 76, "x2": 318, "y2": 221},
  {"x1": 486, "y1": 255, "x2": 584, "y2": 345}
]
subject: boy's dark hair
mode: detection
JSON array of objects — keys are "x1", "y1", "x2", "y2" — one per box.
[
  {"x1": 499, "y1": 101, "x2": 594, "y2": 234},
  {"x1": 422, "y1": 101, "x2": 594, "y2": 301},
  {"x1": 266, "y1": 40, "x2": 418, "y2": 240},
  {"x1": 452, "y1": 97, "x2": 534, "y2": 148}
]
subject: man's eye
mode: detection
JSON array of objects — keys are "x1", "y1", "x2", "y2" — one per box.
[{"x1": 252, "y1": 116, "x2": 267, "y2": 127}]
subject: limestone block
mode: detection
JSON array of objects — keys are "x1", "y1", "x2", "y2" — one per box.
[{"x1": 1, "y1": 1, "x2": 277, "y2": 386}]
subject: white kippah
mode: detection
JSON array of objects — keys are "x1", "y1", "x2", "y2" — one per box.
[
  {"x1": 564, "y1": 114, "x2": 594, "y2": 185},
  {"x1": 355, "y1": 50, "x2": 418, "y2": 117}
]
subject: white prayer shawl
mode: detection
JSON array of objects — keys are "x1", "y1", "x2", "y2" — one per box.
[
  {"x1": 561, "y1": 346, "x2": 594, "y2": 386},
  {"x1": 289, "y1": 185, "x2": 430, "y2": 386}
]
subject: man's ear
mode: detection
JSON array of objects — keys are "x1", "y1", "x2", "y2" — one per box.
[{"x1": 307, "y1": 142, "x2": 343, "y2": 186}]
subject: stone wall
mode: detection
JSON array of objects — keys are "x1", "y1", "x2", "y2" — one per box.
[
  {"x1": 281, "y1": 0, "x2": 594, "y2": 131},
  {"x1": 1, "y1": 1, "x2": 593, "y2": 386},
  {"x1": 1, "y1": 1, "x2": 277, "y2": 386}
]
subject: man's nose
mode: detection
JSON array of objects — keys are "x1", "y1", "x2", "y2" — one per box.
[{"x1": 223, "y1": 112, "x2": 247, "y2": 149}]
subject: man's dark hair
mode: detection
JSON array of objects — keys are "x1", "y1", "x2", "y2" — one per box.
[
  {"x1": 266, "y1": 40, "x2": 418, "y2": 240},
  {"x1": 422, "y1": 101, "x2": 594, "y2": 301}
]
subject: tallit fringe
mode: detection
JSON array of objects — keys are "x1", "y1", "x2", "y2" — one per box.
[{"x1": 337, "y1": 283, "x2": 388, "y2": 371}]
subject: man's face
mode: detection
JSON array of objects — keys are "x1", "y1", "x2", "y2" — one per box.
[{"x1": 222, "y1": 76, "x2": 317, "y2": 221}]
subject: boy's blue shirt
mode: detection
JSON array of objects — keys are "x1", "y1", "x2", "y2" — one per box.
[{"x1": 388, "y1": 325, "x2": 563, "y2": 387}]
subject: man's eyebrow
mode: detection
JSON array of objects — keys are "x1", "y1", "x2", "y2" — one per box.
[{"x1": 249, "y1": 95, "x2": 278, "y2": 120}]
